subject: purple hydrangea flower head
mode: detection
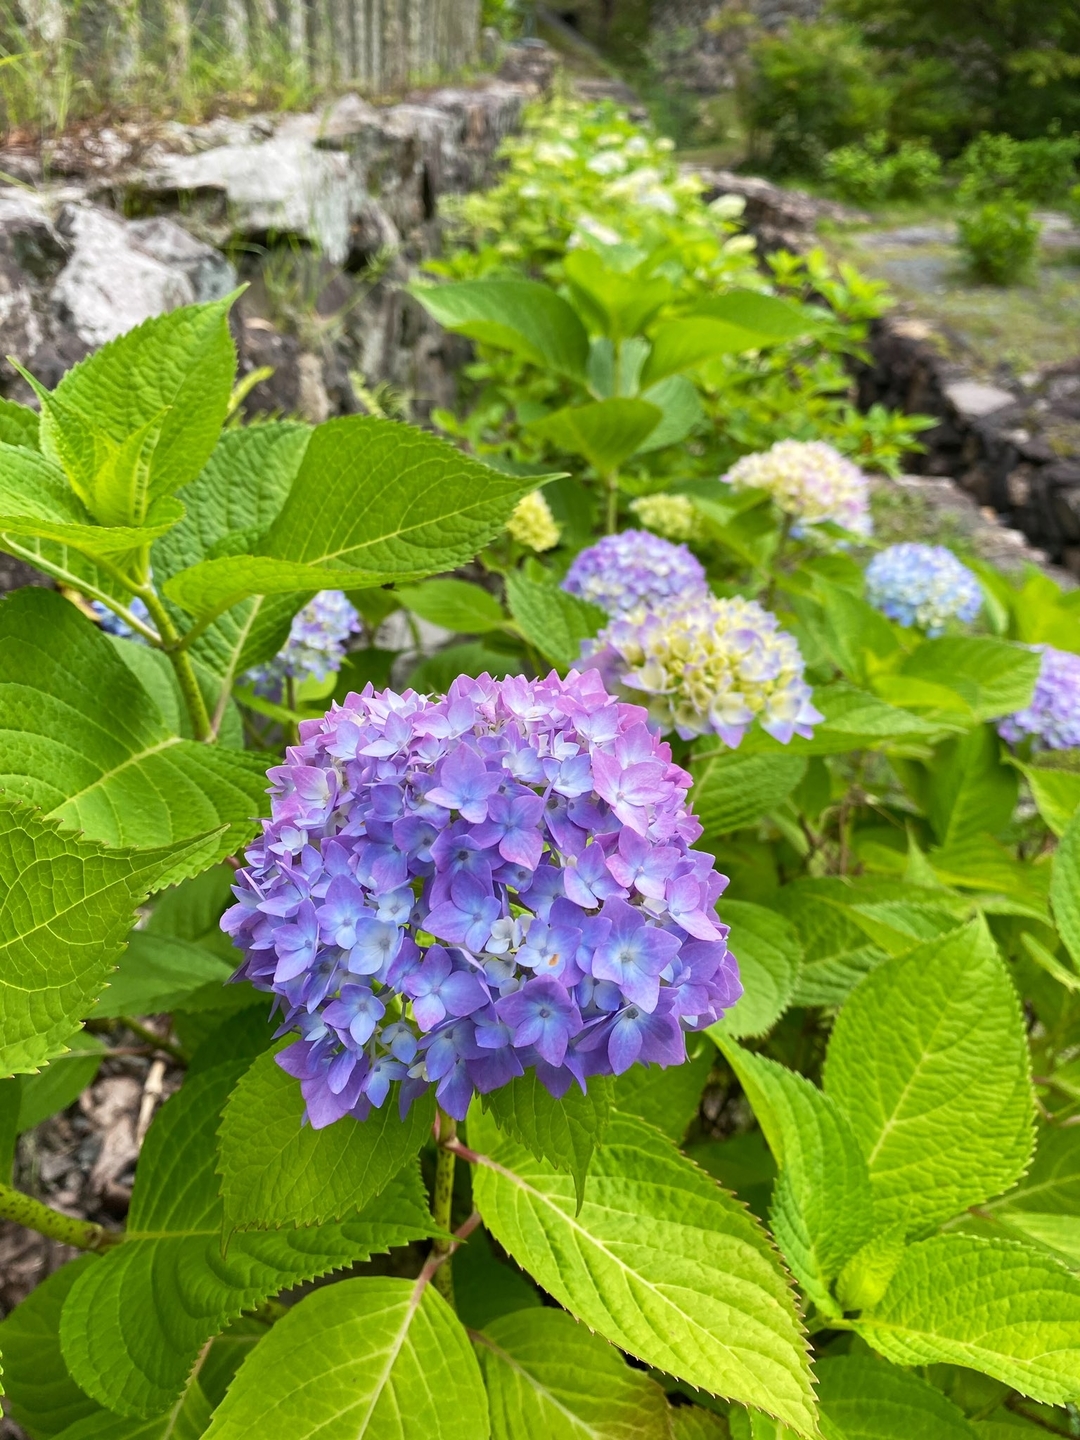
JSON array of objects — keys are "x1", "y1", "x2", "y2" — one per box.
[
  {"x1": 223, "y1": 669, "x2": 741, "y2": 1127},
  {"x1": 583, "y1": 595, "x2": 821, "y2": 746},
  {"x1": 562, "y1": 530, "x2": 709, "y2": 620},
  {"x1": 999, "y1": 646, "x2": 1080, "y2": 751},
  {"x1": 246, "y1": 591, "x2": 361, "y2": 699},
  {"x1": 865, "y1": 544, "x2": 982, "y2": 635},
  {"x1": 722, "y1": 440, "x2": 872, "y2": 537}
]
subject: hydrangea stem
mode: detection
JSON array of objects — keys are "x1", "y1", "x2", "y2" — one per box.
[
  {"x1": 431, "y1": 1109, "x2": 458, "y2": 1305},
  {"x1": 0, "y1": 1180, "x2": 121, "y2": 1251},
  {"x1": 138, "y1": 588, "x2": 214, "y2": 743}
]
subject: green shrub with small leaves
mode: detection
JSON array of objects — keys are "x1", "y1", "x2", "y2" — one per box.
[{"x1": 958, "y1": 199, "x2": 1041, "y2": 285}]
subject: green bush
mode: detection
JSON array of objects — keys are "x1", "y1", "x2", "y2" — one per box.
[
  {"x1": 889, "y1": 137, "x2": 945, "y2": 197},
  {"x1": 958, "y1": 200, "x2": 1041, "y2": 284},
  {"x1": 958, "y1": 130, "x2": 1080, "y2": 204},
  {"x1": 739, "y1": 22, "x2": 893, "y2": 175},
  {"x1": 822, "y1": 134, "x2": 942, "y2": 204},
  {"x1": 822, "y1": 134, "x2": 895, "y2": 204}
]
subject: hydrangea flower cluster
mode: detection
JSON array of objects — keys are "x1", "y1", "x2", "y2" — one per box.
[
  {"x1": 722, "y1": 440, "x2": 873, "y2": 537},
  {"x1": 865, "y1": 543, "x2": 983, "y2": 635},
  {"x1": 999, "y1": 646, "x2": 1080, "y2": 751},
  {"x1": 506, "y1": 491, "x2": 561, "y2": 553},
  {"x1": 629, "y1": 494, "x2": 698, "y2": 543},
  {"x1": 562, "y1": 530, "x2": 709, "y2": 621},
  {"x1": 246, "y1": 591, "x2": 361, "y2": 699},
  {"x1": 222, "y1": 671, "x2": 741, "y2": 1126},
  {"x1": 584, "y1": 595, "x2": 821, "y2": 746}
]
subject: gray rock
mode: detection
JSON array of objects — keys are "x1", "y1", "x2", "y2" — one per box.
[
  {"x1": 0, "y1": 191, "x2": 68, "y2": 280},
  {"x1": 132, "y1": 128, "x2": 363, "y2": 265},
  {"x1": 51, "y1": 204, "x2": 195, "y2": 347},
  {"x1": 944, "y1": 379, "x2": 1016, "y2": 420},
  {"x1": 126, "y1": 217, "x2": 237, "y2": 302}
]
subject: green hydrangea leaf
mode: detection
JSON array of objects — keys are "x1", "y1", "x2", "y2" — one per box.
[
  {"x1": 717, "y1": 1039, "x2": 874, "y2": 1314},
  {"x1": 0, "y1": 588, "x2": 268, "y2": 882},
  {"x1": 60, "y1": 1063, "x2": 435, "y2": 1419},
  {"x1": 690, "y1": 750, "x2": 807, "y2": 838},
  {"x1": 217, "y1": 1043, "x2": 435, "y2": 1232},
  {"x1": 855, "y1": 1234, "x2": 1080, "y2": 1405},
  {"x1": 1050, "y1": 810, "x2": 1080, "y2": 970},
  {"x1": 89, "y1": 932, "x2": 233, "y2": 1019},
  {"x1": 925, "y1": 725, "x2": 1018, "y2": 847},
  {"x1": 410, "y1": 278, "x2": 589, "y2": 378},
  {"x1": 49, "y1": 1384, "x2": 212, "y2": 1440},
  {"x1": 504, "y1": 570, "x2": 605, "y2": 669},
  {"x1": 708, "y1": 900, "x2": 801, "y2": 1040},
  {"x1": 612, "y1": 1031, "x2": 715, "y2": 1142},
  {"x1": 815, "y1": 1353, "x2": 978, "y2": 1439},
  {"x1": 895, "y1": 637, "x2": 1040, "y2": 724},
  {"x1": 0, "y1": 444, "x2": 184, "y2": 554},
  {"x1": 395, "y1": 577, "x2": 506, "y2": 635},
  {"x1": 0, "y1": 797, "x2": 210, "y2": 1077},
  {"x1": 474, "y1": 1307, "x2": 673, "y2": 1440},
  {"x1": 201, "y1": 1276, "x2": 489, "y2": 1440},
  {"x1": 1016, "y1": 750, "x2": 1080, "y2": 837},
  {"x1": 152, "y1": 422, "x2": 313, "y2": 683},
  {"x1": 43, "y1": 297, "x2": 236, "y2": 519},
  {"x1": 736, "y1": 683, "x2": 953, "y2": 757},
  {"x1": 823, "y1": 918, "x2": 1034, "y2": 1233},
  {"x1": 165, "y1": 418, "x2": 540, "y2": 623},
  {"x1": 481, "y1": 1070, "x2": 613, "y2": 1210},
  {"x1": 767, "y1": 879, "x2": 888, "y2": 1008},
  {"x1": 16, "y1": 1031, "x2": 106, "y2": 1131},
  {"x1": 468, "y1": 1106, "x2": 817, "y2": 1437},
  {"x1": 0, "y1": 1256, "x2": 103, "y2": 1437},
  {"x1": 0, "y1": 395, "x2": 40, "y2": 449},
  {"x1": 526, "y1": 398, "x2": 662, "y2": 474}
]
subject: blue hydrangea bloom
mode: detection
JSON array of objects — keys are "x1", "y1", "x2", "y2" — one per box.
[
  {"x1": 583, "y1": 594, "x2": 821, "y2": 746},
  {"x1": 999, "y1": 646, "x2": 1080, "y2": 751},
  {"x1": 222, "y1": 670, "x2": 741, "y2": 1127},
  {"x1": 245, "y1": 591, "x2": 361, "y2": 699},
  {"x1": 91, "y1": 597, "x2": 152, "y2": 638},
  {"x1": 562, "y1": 530, "x2": 709, "y2": 620},
  {"x1": 865, "y1": 543, "x2": 982, "y2": 635}
]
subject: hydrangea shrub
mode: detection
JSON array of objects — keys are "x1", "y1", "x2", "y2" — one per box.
[{"x1": 1, "y1": 107, "x2": 1079, "y2": 1440}]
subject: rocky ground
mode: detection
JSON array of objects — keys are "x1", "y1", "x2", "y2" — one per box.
[{"x1": 689, "y1": 168, "x2": 1080, "y2": 578}]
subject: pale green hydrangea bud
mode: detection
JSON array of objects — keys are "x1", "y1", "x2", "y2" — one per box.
[
  {"x1": 507, "y1": 491, "x2": 561, "y2": 552},
  {"x1": 630, "y1": 494, "x2": 697, "y2": 542}
]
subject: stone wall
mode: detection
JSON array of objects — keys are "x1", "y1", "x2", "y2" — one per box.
[
  {"x1": 0, "y1": 44, "x2": 556, "y2": 591},
  {"x1": 0, "y1": 51, "x2": 553, "y2": 417}
]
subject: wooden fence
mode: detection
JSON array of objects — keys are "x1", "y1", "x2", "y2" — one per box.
[{"x1": 3, "y1": 0, "x2": 481, "y2": 121}]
